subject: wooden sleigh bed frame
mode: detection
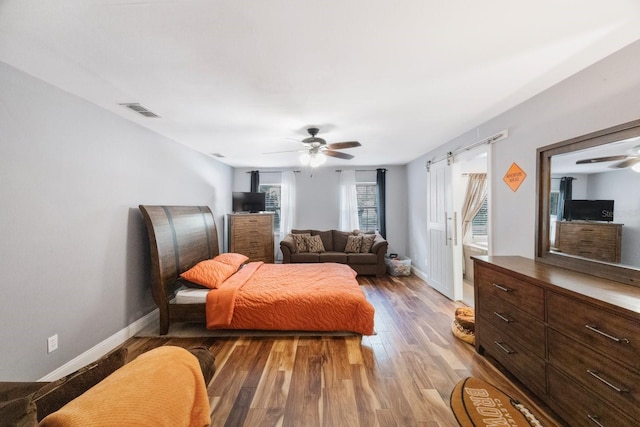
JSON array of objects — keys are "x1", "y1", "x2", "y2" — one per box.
[
  {"x1": 139, "y1": 205, "x2": 375, "y2": 336},
  {"x1": 139, "y1": 205, "x2": 219, "y2": 335}
]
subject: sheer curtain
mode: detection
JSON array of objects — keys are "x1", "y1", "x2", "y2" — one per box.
[
  {"x1": 276, "y1": 171, "x2": 296, "y2": 261},
  {"x1": 461, "y1": 173, "x2": 487, "y2": 244},
  {"x1": 280, "y1": 171, "x2": 296, "y2": 235},
  {"x1": 339, "y1": 170, "x2": 360, "y2": 231}
]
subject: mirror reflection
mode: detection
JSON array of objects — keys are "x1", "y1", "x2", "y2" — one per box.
[{"x1": 549, "y1": 136, "x2": 640, "y2": 268}]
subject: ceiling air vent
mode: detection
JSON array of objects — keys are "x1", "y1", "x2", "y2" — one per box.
[
  {"x1": 210, "y1": 153, "x2": 225, "y2": 158},
  {"x1": 119, "y1": 103, "x2": 160, "y2": 118}
]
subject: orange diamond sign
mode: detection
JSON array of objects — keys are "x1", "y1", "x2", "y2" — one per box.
[{"x1": 503, "y1": 162, "x2": 527, "y2": 192}]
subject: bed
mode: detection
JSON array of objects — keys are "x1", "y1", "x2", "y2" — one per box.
[{"x1": 139, "y1": 205, "x2": 375, "y2": 335}]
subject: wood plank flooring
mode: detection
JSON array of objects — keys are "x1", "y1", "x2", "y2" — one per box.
[{"x1": 120, "y1": 274, "x2": 564, "y2": 427}]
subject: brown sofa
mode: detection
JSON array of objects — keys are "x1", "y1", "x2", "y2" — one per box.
[{"x1": 280, "y1": 229, "x2": 388, "y2": 276}]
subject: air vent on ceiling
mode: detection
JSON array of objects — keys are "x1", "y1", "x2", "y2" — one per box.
[
  {"x1": 119, "y1": 103, "x2": 160, "y2": 118},
  {"x1": 210, "y1": 153, "x2": 225, "y2": 158}
]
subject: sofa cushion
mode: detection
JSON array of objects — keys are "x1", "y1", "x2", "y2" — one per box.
[
  {"x1": 332, "y1": 230, "x2": 352, "y2": 252},
  {"x1": 311, "y1": 230, "x2": 333, "y2": 251},
  {"x1": 290, "y1": 253, "x2": 320, "y2": 262},
  {"x1": 291, "y1": 233, "x2": 310, "y2": 253},
  {"x1": 304, "y1": 235, "x2": 326, "y2": 253},
  {"x1": 348, "y1": 253, "x2": 378, "y2": 264},
  {"x1": 345, "y1": 235, "x2": 363, "y2": 253},
  {"x1": 291, "y1": 229, "x2": 312, "y2": 235},
  {"x1": 0, "y1": 394, "x2": 37, "y2": 427},
  {"x1": 319, "y1": 252, "x2": 348, "y2": 263},
  {"x1": 33, "y1": 348, "x2": 128, "y2": 421}
]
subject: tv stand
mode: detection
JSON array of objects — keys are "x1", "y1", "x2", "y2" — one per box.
[{"x1": 555, "y1": 221, "x2": 622, "y2": 263}]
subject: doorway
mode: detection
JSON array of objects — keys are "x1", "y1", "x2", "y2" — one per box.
[{"x1": 451, "y1": 148, "x2": 489, "y2": 307}]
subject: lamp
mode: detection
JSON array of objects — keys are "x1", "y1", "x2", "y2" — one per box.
[
  {"x1": 310, "y1": 153, "x2": 326, "y2": 167},
  {"x1": 632, "y1": 162, "x2": 640, "y2": 173},
  {"x1": 300, "y1": 151, "x2": 326, "y2": 167},
  {"x1": 299, "y1": 152, "x2": 311, "y2": 166}
]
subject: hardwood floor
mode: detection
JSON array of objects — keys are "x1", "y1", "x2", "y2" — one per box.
[{"x1": 120, "y1": 274, "x2": 564, "y2": 426}]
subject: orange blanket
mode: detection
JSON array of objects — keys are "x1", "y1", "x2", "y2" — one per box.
[
  {"x1": 40, "y1": 346, "x2": 211, "y2": 427},
  {"x1": 206, "y1": 262, "x2": 375, "y2": 335}
]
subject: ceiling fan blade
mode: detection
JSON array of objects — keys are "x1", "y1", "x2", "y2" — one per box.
[
  {"x1": 609, "y1": 157, "x2": 640, "y2": 169},
  {"x1": 324, "y1": 150, "x2": 354, "y2": 160},
  {"x1": 327, "y1": 141, "x2": 361, "y2": 150},
  {"x1": 576, "y1": 155, "x2": 627, "y2": 164}
]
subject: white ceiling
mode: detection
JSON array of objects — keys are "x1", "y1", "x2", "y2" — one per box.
[{"x1": 2, "y1": 1, "x2": 640, "y2": 168}]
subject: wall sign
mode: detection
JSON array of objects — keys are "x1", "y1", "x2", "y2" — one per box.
[{"x1": 503, "y1": 162, "x2": 526, "y2": 192}]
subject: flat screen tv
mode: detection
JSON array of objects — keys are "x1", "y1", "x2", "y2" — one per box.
[
  {"x1": 232, "y1": 192, "x2": 266, "y2": 213},
  {"x1": 564, "y1": 199, "x2": 614, "y2": 222}
]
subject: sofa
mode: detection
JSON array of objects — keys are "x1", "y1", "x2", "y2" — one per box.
[
  {"x1": 280, "y1": 229, "x2": 388, "y2": 276},
  {"x1": 0, "y1": 346, "x2": 215, "y2": 427}
]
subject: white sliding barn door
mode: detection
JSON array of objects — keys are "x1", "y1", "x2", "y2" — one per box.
[{"x1": 426, "y1": 159, "x2": 456, "y2": 299}]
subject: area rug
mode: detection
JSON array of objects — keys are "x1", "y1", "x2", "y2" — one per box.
[
  {"x1": 450, "y1": 377, "x2": 542, "y2": 427},
  {"x1": 136, "y1": 322, "x2": 360, "y2": 338}
]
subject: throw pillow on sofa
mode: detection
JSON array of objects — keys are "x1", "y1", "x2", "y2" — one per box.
[
  {"x1": 304, "y1": 235, "x2": 325, "y2": 253},
  {"x1": 292, "y1": 233, "x2": 310, "y2": 252},
  {"x1": 360, "y1": 234, "x2": 376, "y2": 253},
  {"x1": 345, "y1": 235, "x2": 363, "y2": 253}
]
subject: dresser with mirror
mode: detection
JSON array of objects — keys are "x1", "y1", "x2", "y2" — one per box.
[{"x1": 474, "y1": 119, "x2": 640, "y2": 426}]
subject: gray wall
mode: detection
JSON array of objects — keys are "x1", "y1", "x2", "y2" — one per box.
[
  {"x1": 233, "y1": 166, "x2": 408, "y2": 256},
  {"x1": 407, "y1": 39, "x2": 640, "y2": 274},
  {"x1": 0, "y1": 62, "x2": 233, "y2": 380}
]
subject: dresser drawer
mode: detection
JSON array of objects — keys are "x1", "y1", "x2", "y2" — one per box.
[
  {"x1": 478, "y1": 320, "x2": 546, "y2": 395},
  {"x1": 476, "y1": 266, "x2": 544, "y2": 320},
  {"x1": 478, "y1": 293, "x2": 545, "y2": 358},
  {"x1": 548, "y1": 329, "x2": 640, "y2": 421},
  {"x1": 548, "y1": 365, "x2": 635, "y2": 427},
  {"x1": 547, "y1": 292, "x2": 640, "y2": 371}
]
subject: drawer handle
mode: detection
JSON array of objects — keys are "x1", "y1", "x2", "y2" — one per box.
[
  {"x1": 494, "y1": 341, "x2": 514, "y2": 354},
  {"x1": 587, "y1": 414, "x2": 604, "y2": 427},
  {"x1": 493, "y1": 312, "x2": 512, "y2": 323},
  {"x1": 586, "y1": 370, "x2": 628, "y2": 393},
  {"x1": 584, "y1": 325, "x2": 630, "y2": 344},
  {"x1": 492, "y1": 283, "x2": 512, "y2": 292}
]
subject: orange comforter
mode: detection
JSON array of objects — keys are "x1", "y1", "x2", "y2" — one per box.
[{"x1": 205, "y1": 262, "x2": 374, "y2": 335}]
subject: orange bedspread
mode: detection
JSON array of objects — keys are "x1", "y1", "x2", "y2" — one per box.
[{"x1": 205, "y1": 262, "x2": 375, "y2": 335}]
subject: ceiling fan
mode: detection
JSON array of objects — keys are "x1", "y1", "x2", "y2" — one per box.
[
  {"x1": 267, "y1": 127, "x2": 361, "y2": 167},
  {"x1": 575, "y1": 144, "x2": 640, "y2": 171}
]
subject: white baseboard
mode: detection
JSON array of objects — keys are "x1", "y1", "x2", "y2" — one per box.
[
  {"x1": 411, "y1": 265, "x2": 428, "y2": 282},
  {"x1": 39, "y1": 309, "x2": 159, "y2": 381}
]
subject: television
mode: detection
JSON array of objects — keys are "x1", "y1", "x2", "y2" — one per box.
[
  {"x1": 564, "y1": 199, "x2": 614, "y2": 222},
  {"x1": 232, "y1": 192, "x2": 266, "y2": 213}
]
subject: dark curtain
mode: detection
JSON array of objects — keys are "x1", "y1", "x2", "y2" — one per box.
[
  {"x1": 250, "y1": 170, "x2": 260, "y2": 193},
  {"x1": 376, "y1": 168, "x2": 387, "y2": 238},
  {"x1": 557, "y1": 176, "x2": 574, "y2": 220}
]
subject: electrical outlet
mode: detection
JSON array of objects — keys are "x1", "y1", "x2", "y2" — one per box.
[{"x1": 47, "y1": 334, "x2": 58, "y2": 353}]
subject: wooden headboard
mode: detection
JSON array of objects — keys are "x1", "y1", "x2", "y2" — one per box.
[{"x1": 139, "y1": 205, "x2": 220, "y2": 334}]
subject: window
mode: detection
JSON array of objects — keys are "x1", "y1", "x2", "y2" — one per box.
[
  {"x1": 356, "y1": 183, "x2": 378, "y2": 232},
  {"x1": 471, "y1": 198, "x2": 488, "y2": 241},
  {"x1": 258, "y1": 184, "x2": 281, "y2": 232}
]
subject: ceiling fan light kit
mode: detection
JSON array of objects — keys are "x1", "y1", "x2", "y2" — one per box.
[
  {"x1": 267, "y1": 127, "x2": 362, "y2": 167},
  {"x1": 300, "y1": 151, "x2": 327, "y2": 167}
]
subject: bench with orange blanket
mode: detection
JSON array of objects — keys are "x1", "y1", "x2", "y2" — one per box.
[{"x1": 39, "y1": 347, "x2": 212, "y2": 427}]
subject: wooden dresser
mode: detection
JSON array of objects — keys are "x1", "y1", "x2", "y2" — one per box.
[
  {"x1": 474, "y1": 256, "x2": 640, "y2": 426},
  {"x1": 555, "y1": 221, "x2": 622, "y2": 263},
  {"x1": 227, "y1": 213, "x2": 274, "y2": 263}
]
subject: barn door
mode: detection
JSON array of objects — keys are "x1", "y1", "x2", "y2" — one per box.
[{"x1": 426, "y1": 156, "x2": 457, "y2": 299}]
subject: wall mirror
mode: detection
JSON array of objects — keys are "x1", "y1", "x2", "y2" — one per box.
[{"x1": 536, "y1": 119, "x2": 640, "y2": 287}]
